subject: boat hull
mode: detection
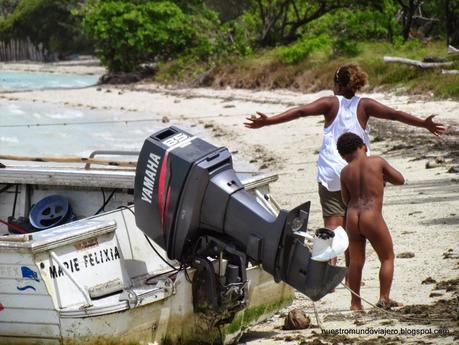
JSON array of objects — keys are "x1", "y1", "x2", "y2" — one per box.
[{"x1": 0, "y1": 166, "x2": 293, "y2": 345}]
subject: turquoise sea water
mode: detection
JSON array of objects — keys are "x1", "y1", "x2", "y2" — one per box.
[
  {"x1": 0, "y1": 100, "x2": 253, "y2": 170},
  {"x1": 0, "y1": 70, "x2": 251, "y2": 169},
  {"x1": 0, "y1": 71, "x2": 99, "y2": 91},
  {"x1": 0, "y1": 101, "x2": 161, "y2": 158}
]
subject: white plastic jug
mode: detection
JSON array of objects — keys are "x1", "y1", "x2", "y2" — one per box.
[{"x1": 311, "y1": 226, "x2": 349, "y2": 262}]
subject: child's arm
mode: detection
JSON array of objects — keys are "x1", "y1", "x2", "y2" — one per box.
[
  {"x1": 381, "y1": 158, "x2": 405, "y2": 185},
  {"x1": 244, "y1": 96, "x2": 335, "y2": 128},
  {"x1": 363, "y1": 98, "x2": 446, "y2": 136}
]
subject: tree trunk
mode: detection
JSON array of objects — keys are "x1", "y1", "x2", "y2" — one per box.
[
  {"x1": 402, "y1": 0, "x2": 416, "y2": 41},
  {"x1": 445, "y1": 0, "x2": 450, "y2": 46}
]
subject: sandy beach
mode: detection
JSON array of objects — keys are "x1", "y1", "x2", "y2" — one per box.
[{"x1": 1, "y1": 62, "x2": 458, "y2": 344}]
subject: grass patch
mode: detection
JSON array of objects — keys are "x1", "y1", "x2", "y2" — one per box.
[
  {"x1": 154, "y1": 40, "x2": 459, "y2": 99},
  {"x1": 224, "y1": 294, "x2": 293, "y2": 336}
]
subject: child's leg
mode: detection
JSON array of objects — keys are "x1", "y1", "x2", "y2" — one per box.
[
  {"x1": 346, "y1": 210, "x2": 366, "y2": 310},
  {"x1": 362, "y1": 214, "x2": 396, "y2": 303}
]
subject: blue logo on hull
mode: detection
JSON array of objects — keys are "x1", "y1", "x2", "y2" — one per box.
[
  {"x1": 17, "y1": 266, "x2": 40, "y2": 292},
  {"x1": 17, "y1": 285, "x2": 36, "y2": 291},
  {"x1": 21, "y1": 266, "x2": 40, "y2": 282}
]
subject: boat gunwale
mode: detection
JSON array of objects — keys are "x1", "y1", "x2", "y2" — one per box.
[{"x1": 0, "y1": 165, "x2": 278, "y2": 190}]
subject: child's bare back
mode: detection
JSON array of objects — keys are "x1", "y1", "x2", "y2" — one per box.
[
  {"x1": 337, "y1": 133, "x2": 404, "y2": 311},
  {"x1": 342, "y1": 156, "x2": 386, "y2": 211},
  {"x1": 341, "y1": 156, "x2": 403, "y2": 236}
]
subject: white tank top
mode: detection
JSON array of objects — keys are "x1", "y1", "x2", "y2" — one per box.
[{"x1": 316, "y1": 95, "x2": 371, "y2": 192}]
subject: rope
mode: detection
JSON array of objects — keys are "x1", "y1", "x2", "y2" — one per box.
[
  {"x1": 338, "y1": 282, "x2": 452, "y2": 322},
  {"x1": 312, "y1": 302, "x2": 323, "y2": 331},
  {"x1": 116, "y1": 205, "x2": 180, "y2": 272},
  {"x1": 0, "y1": 118, "x2": 158, "y2": 128},
  {"x1": 95, "y1": 189, "x2": 116, "y2": 215}
]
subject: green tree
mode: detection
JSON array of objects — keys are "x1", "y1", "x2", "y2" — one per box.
[
  {"x1": 82, "y1": 0, "x2": 222, "y2": 72},
  {"x1": 444, "y1": 0, "x2": 459, "y2": 45},
  {"x1": 433, "y1": 0, "x2": 459, "y2": 46},
  {"x1": 395, "y1": 0, "x2": 421, "y2": 41},
  {"x1": 248, "y1": 0, "x2": 383, "y2": 46},
  {"x1": 0, "y1": 0, "x2": 19, "y2": 18},
  {"x1": 0, "y1": 0, "x2": 88, "y2": 59},
  {"x1": 394, "y1": 0, "x2": 458, "y2": 45}
]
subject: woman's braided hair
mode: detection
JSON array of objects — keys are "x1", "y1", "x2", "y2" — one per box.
[{"x1": 334, "y1": 63, "x2": 368, "y2": 92}]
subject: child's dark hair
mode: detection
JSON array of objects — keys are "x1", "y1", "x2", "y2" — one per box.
[
  {"x1": 337, "y1": 132, "x2": 365, "y2": 156},
  {"x1": 334, "y1": 63, "x2": 368, "y2": 92}
]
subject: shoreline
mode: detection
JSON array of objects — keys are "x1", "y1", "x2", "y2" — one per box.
[
  {"x1": 0, "y1": 58, "x2": 105, "y2": 75},
  {"x1": 0, "y1": 63, "x2": 458, "y2": 345},
  {"x1": 1, "y1": 59, "x2": 458, "y2": 103}
]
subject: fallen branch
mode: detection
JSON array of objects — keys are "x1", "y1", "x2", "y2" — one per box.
[
  {"x1": 448, "y1": 45, "x2": 459, "y2": 55},
  {"x1": 383, "y1": 56, "x2": 453, "y2": 69},
  {"x1": 442, "y1": 69, "x2": 459, "y2": 75},
  {"x1": 0, "y1": 154, "x2": 137, "y2": 168}
]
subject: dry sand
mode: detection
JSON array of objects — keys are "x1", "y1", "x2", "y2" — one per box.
[{"x1": 1, "y1": 62, "x2": 458, "y2": 344}]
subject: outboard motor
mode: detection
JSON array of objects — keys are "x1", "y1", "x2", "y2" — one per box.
[{"x1": 134, "y1": 126, "x2": 346, "y2": 323}]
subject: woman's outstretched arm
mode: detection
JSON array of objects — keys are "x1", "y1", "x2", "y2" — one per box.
[
  {"x1": 363, "y1": 98, "x2": 446, "y2": 136},
  {"x1": 244, "y1": 96, "x2": 335, "y2": 129}
]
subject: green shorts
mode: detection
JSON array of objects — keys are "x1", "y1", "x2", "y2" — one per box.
[{"x1": 318, "y1": 183, "x2": 346, "y2": 218}]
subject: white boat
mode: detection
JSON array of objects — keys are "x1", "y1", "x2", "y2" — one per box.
[{"x1": 0, "y1": 155, "x2": 294, "y2": 345}]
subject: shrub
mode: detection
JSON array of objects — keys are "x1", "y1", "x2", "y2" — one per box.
[
  {"x1": 333, "y1": 40, "x2": 361, "y2": 57},
  {"x1": 276, "y1": 34, "x2": 331, "y2": 65},
  {"x1": 82, "y1": 1, "x2": 196, "y2": 72},
  {"x1": 184, "y1": 7, "x2": 220, "y2": 60},
  {"x1": 217, "y1": 20, "x2": 253, "y2": 57}
]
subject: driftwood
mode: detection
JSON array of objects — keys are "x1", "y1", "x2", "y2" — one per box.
[
  {"x1": 442, "y1": 69, "x2": 459, "y2": 75},
  {"x1": 0, "y1": 154, "x2": 137, "y2": 168},
  {"x1": 383, "y1": 56, "x2": 453, "y2": 69},
  {"x1": 448, "y1": 45, "x2": 459, "y2": 55}
]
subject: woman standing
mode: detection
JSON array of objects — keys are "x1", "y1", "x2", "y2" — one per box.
[{"x1": 244, "y1": 63, "x2": 445, "y2": 248}]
